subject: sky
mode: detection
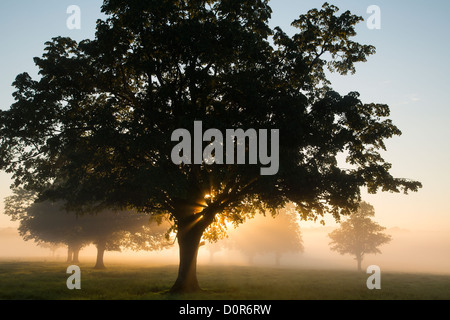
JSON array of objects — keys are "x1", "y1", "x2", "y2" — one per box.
[{"x1": 0, "y1": 1, "x2": 449, "y2": 238}]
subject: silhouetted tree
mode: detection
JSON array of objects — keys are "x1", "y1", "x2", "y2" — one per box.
[
  {"x1": 27, "y1": 204, "x2": 88, "y2": 263},
  {"x1": 4, "y1": 190, "x2": 88, "y2": 263},
  {"x1": 0, "y1": 2, "x2": 421, "y2": 292},
  {"x1": 328, "y1": 202, "x2": 392, "y2": 271},
  {"x1": 4, "y1": 189, "x2": 172, "y2": 268}
]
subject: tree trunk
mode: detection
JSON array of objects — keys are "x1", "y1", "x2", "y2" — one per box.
[
  {"x1": 168, "y1": 186, "x2": 218, "y2": 294},
  {"x1": 72, "y1": 247, "x2": 80, "y2": 264},
  {"x1": 94, "y1": 241, "x2": 106, "y2": 269},
  {"x1": 66, "y1": 246, "x2": 73, "y2": 263},
  {"x1": 170, "y1": 218, "x2": 207, "y2": 294},
  {"x1": 356, "y1": 254, "x2": 362, "y2": 272}
]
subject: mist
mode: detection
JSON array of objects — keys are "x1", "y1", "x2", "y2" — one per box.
[
  {"x1": 2, "y1": 219, "x2": 450, "y2": 276},
  {"x1": 199, "y1": 223, "x2": 450, "y2": 275}
]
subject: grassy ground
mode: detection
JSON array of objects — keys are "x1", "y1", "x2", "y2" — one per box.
[{"x1": 0, "y1": 260, "x2": 449, "y2": 300}]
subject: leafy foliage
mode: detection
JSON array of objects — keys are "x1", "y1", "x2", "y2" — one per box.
[
  {"x1": 4, "y1": 189, "x2": 172, "y2": 259},
  {"x1": 0, "y1": 1, "x2": 421, "y2": 291},
  {"x1": 0, "y1": 2, "x2": 421, "y2": 225},
  {"x1": 328, "y1": 202, "x2": 392, "y2": 270}
]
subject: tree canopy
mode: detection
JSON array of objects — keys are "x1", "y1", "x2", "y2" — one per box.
[
  {"x1": 4, "y1": 189, "x2": 172, "y2": 268},
  {"x1": 328, "y1": 201, "x2": 392, "y2": 271},
  {"x1": 0, "y1": 1, "x2": 421, "y2": 292}
]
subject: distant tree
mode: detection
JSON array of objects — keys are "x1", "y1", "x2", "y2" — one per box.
[
  {"x1": 4, "y1": 189, "x2": 172, "y2": 268},
  {"x1": 78, "y1": 209, "x2": 172, "y2": 269},
  {"x1": 4, "y1": 191, "x2": 88, "y2": 263},
  {"x1": 328, "y1": 202, "x2": 392, "y2": 271},
  {"x1": 205, "y1": 242, "x2": 223, "y2": 264},
  {"x1": 229, "y1": 205, "x2": 304, "y2": 266},
  {"x1": 0, "y1": 1, "x2": 422, "y2": 293},
  {"x1": 37, "y1": 242, "x2": 65, "y2": 259}
]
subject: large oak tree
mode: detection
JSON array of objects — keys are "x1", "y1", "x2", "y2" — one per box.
[{"x1": 0, "y1": 1, "x2": 421, "y2": 292}]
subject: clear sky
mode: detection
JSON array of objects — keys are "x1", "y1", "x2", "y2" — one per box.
[{"x1": 0, "y1": 0, "x2": 449, "y2": 233}]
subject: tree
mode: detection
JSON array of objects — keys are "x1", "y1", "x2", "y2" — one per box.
[
  {"x1": 328, "y1": 202, "x2": 392, "y2": 271},
  {"x1": 4, "y1": 190, "x2": 89, "y2": 263},
  {"x1": 24, "y1": 203, "x2": 89, "y2": 263},
  {"x1": 228, "y1": 204, "x2": 304, "y2": 266},
  {"x1": 4, "y1": 189, "x2": 172, "y2": 268},
  {"x1": 204, "y1": 240, "x2": 224, "y2": 264},
  {"x1": 75, "y1": 208, "x2": 172, "y2": 269},
  {"x1": 38, "y1": 242, "x2": 65, "y2": 259},
  {"x1": 0, "y1": 1, "x2": 421, "y2": 293}
]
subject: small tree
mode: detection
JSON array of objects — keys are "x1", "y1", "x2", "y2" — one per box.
[{"x1": 328, "y1": 202, "x2": 392, "y2": 271}]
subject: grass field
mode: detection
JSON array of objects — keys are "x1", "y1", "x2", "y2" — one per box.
[{"x1": 0, "y1": 260, "x2": 449, "y2": 300}]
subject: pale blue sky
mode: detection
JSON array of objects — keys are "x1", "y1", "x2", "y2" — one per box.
[{"x1": 0, "y1": 1, "x2": 449, "y2": 231}]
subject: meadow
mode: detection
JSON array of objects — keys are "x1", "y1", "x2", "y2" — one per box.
[{"x1": 1, "y1": 260, "x2": 449, "y2": 300}]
